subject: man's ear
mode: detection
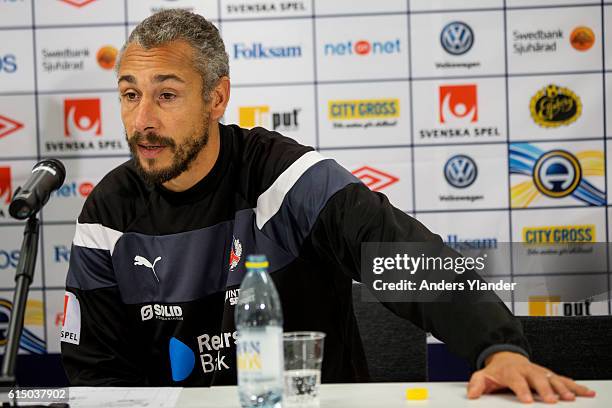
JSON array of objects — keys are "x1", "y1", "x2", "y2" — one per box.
[{"x1": 210, "y1": 76, "x2": 230, "y2": 121}]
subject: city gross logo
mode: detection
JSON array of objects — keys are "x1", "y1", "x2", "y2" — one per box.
[
  {"x1": 510, "y1": 144, "x2": 605, "y2": 207},
  {"x1": 59, "y1": 0, "x2": 97, "y2": 7},
  {"x1": 0, "y1": 54, "x2": 17, "y2": 73},
  {"x1": 64, "y1": 98, "x2": 102, "y2": 137},
  {"x1": 439, "y1": 84, "x2": 477, "y2": 124},
  {"x1": 444, "y1": 154, "x2": 478, "y2": 188},
  {"x1": 528, "y1": 296, "x2": 593, "y2": 317},
  {"x1": 440, "y1": 21, "x2": 474, "y2": 55},
  {"x1": 51, "y1": 180, "x2": 94, "y2": 198},
  {"x1": 238, "y1": 105, "x2": 300, "y2": 131},
  {"x1": 328, "y1": 99, "x2": 399, "y2": 120},
  {"x1": 233, "y1": 42, "x2": 301, "y2": 60},
  {"x1": 140, "y1": 304, "x2": 183, "y2": 321},
  {"x1": 351, "y1": 166, "x2": 399, "y2": 192},
  {"x1": 96, "y1": 45, "x2": 118, "y2": 70},
  {"x1": 323, "y1": 39, "x2": 401, "y2": 57},
  {"x1": 0, "y1": 114, "x2": 23, "y2": 140},
  {"x1": 523, "y1": 224, "x2": 595, "y2": 244},
  {"x1": 530, "y1": 84, "x2": 581, "y2": 128},
  {"x1": 570, "y1": 26, "x2": 595, "y2": 51},
  {"x1": 0, "y1": 298, "x2": 45, "y2": 354}
]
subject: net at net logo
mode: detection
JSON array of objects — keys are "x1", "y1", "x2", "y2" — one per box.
[
  {"x1": 530, "y1": 84, "x2": 581, "y2": 128},
  {"x1": 0, "y1": 114, "x2": 23, "y2": 140},
  {"x1": 59, "y1": 0, "x2": 97, "y2": 7},
  {"x1": 440, "y1": 21, "x2": 474, "y2": 56},
  {"x1": 510, "y1": 144, "x2": 605, "y2": 207},
  {"x1": 439, "y1": 85, "x2": 477, "y2": 124},
  {"x1": 64, "y1": 98, "x2": 102, "y2": 137},
  {"x1": 351, "y1": 166, "x2": 399, "y2": 192},
  {"x1": 0, "y1": 166, "x2": 12, "y2": 205},
  {"x1": 323, "y1": 39, "x2": 401, "y2": 56},
  {"x1": 238, "y1": 106, "x2": 300, "y2": 131},
  {"x1": 570, "y1": 26, "x2": 595, "y2": 51},
  {"x1": 444, "y1": 154, "x2": 478, "y2": 188}
]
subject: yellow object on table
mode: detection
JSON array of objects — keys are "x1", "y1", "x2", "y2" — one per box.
[{"x1": 406, "y1": 387, "x2": 429, "y2": 400}]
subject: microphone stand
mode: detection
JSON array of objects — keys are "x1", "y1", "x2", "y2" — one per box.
[{"x1": 0, "y1": 216, "x2": 40, "y2": 404}]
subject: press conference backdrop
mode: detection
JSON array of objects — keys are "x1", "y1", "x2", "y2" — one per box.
[{"x1": 0, "y1": 0, "x2": 611, "y2": 373}]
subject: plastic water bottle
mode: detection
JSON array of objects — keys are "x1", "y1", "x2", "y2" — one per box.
[{"x1": 235, "y1": 255, "x2": 284, "y2": 408}]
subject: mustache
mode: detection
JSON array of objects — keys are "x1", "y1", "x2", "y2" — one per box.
[{"x1": 129, "y1": 131, "x2": 176, "y2": 148}]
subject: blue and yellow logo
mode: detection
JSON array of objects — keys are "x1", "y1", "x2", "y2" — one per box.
[{"x1": 510, "y1": 144, "x2": 604, "y2": 207}]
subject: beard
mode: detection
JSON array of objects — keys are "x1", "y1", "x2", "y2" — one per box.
[{"x1": 127, "y1": 115, "x2": 211, "y2": 186}]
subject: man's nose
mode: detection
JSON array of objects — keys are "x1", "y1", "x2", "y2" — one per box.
[{"x1": 133, "y1": 97, "x2": 159, "y2": 133}]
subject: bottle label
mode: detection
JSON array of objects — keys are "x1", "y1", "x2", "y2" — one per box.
[{"x1": 237, "y1": 326, "x2": 283, "y2": 380}]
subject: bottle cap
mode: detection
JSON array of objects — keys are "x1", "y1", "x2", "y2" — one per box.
[
  {"x1": 405, "y1": 387, "x2": 428, "y2": 400},
  {"x1": 246, "y1": 254, "x2": 269, "y2": 269}
]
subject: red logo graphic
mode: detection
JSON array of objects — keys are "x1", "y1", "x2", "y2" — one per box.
[
  {"x1": 62, "y1": 294, "x2": 69, "y2": 327},
  {"x1": 64, "y1": 99, "x2": 102, "y2": 137},
  {"x1": 59, "y1": 0, "x2": 97, "y2": 7},
  {"x1": 0, "y1": 167, "x2": 11, "y2": 204},
  {"x1": 439, "y1": 84, "x2": 478, "y2": 124},
  {"x1": 0, "y1": 115, "x2": 24, "y2": 140},
  {"x1": 229, "y1": 236, "x2": 242, "y2": 271},
  {"x1": 352, "y1": 166, "x2": 399, "y2": 192},
  {"x1": 354, "y1": 40, "x2": 372, "y2": 55},
  {"x1": 79, "y1": 182, "x2": 94, "y2": 197},
  {"x1": 55, "y1": 312, "x2": 64, "y2": 327}
]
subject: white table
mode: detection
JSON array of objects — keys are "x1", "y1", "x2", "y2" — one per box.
[{"x1": 177, "y1": 381, "x2": 611, "y2": 407}]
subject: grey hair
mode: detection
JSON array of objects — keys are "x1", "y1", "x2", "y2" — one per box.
[{"x1": 117, "y1": 9, "x2": 229, "y2": 101}]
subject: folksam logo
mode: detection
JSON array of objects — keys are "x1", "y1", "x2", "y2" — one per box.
[
  {"x1": 233, "y1": 43, "x2": 302, "y2": 60},
  {"x1": 510, "y1": 143, "x2": 605, "y2": 207},
  {"x1": 444, "y1": 155, "x2": 478, "y2": 188},
  {"x1": 440, "y1": 22, "x2": 474, "y2": 56}
]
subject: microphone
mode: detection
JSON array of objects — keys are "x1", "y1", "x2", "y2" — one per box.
[{"x1": 8, "y1": 159, "x2": 66, "y2": 220}]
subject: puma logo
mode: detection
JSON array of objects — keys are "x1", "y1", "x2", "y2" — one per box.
[{"x1": 134, "y1": 255, "x2": 161, "y2": 283}]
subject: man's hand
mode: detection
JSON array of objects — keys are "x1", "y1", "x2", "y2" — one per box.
[{"x1": 467, "y1": 351, "x2": 596, "y2": 403}]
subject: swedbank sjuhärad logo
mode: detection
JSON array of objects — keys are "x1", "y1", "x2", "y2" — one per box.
[
  {"x1": 530, "y1": 84, "x2": 581, "y2": 128},
  {"x1": 510, "y1": 144, "x2": 604, "y2": 207}
]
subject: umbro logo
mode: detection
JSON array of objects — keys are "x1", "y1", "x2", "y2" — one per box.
[
  {"x1": 0, "y1": 115, "x2": 24, "y2": 140},
  {"x1": 352, "y1": 166, "x2": 399, "y2": 192}
]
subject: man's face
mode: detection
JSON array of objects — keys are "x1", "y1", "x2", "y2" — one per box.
[{"x1": 118, "y1": 40, "x2": 211, "y2": 184}]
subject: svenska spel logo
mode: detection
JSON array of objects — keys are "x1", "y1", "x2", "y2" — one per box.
[
  {"x1": 444, "y1": 155, "x2": 478, "y2": 188},
  {"x1": 510, "y1": 143, "x2": 605, "y2": 207},
  {"x1": 323, "y1": 39, "x2": 401, "y2": 56},
  {"x1": 64, "y1": 98, "x2": 102, "y2": 137},
  {"x1": 530, "y1": 84, "x2": 581, "y2": 128},
  {"x1": 440, "y1": 21, "x2": 474, "y2": 55},
  {"x1": 439, "y1": 84, "x2": 478, "y2": 124}
]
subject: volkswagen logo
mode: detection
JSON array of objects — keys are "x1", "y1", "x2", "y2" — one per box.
[
  {"x1": 444, "y1": 155, "x2": 478, "y2": 188},
  {"x1": 440, "y1": 21, "x2": 474, "y2": 56},
  {"x1": 533, "y1": 150, "x2": 582, "y2": 198}
]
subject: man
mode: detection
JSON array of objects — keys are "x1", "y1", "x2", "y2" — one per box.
[{"x1": 61, "y1": 9, "x2": 595, "y2": 403}]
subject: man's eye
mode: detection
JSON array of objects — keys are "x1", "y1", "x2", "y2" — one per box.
[
  {"x1": 123, "y1": 92, "x2": 138, "y2": 101},
  {"x1": 160, "y1": 93, "x2": 176, "y2": 100}
]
